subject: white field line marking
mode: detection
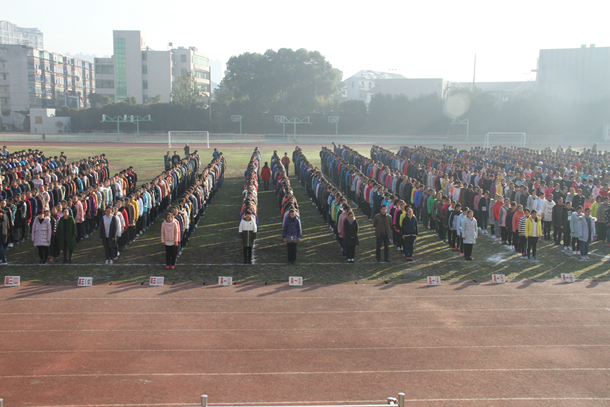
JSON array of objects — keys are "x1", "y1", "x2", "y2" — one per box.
[
  {"x1": 1, "y1": 344, "x2": 609, "y2": 354},
  {"x1": 1, "y1": 307, "x2": 604, "y2": 315},
  {"x1": 1, "y1": 325, "x2": 608, "y2": 334},
  {"x1": 2, "y1": 367, "x2": 609, "y2": 379}
]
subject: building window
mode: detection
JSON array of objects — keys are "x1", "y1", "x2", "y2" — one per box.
[
  {"x1": 114, "y1": 37, "x2": 127, "y2": 102},
  {"x1": 95, "y1": 80, "x2": 115, "y2": 88},
  {"x1": 142, "y1": 52, "x2": 147, "y2": 61},
  {"x1": 142, "y1": 65, "x2": 147, "y2": 74},
  {"x1": 97, "y1": 65, "x2": 114, "y2": 74},
  {"x1": 35, "y1": 116, "x2": 43, "y2": 124},
  {"x1": 193, "y1": 55, "x2": 208, "y2": 66},
  {"x1": 180, "y1": 54, "x2": 187, "y2": 63},
  {"x1": 181, "y1": 68, "x2": 186, "y2": 75},
  {"x1": 142, "y1": 80, "x2": 148, "y2": 89}
]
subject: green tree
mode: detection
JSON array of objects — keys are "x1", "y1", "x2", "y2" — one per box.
[
  {"x1": 147, "y1": 94, "x2": 162, "y2": 104},
  {"x1": 89, "y1": 93, "x2": 113, "y2": 107},
  {"x1": 171, "y1": 71, "x2": 205, "y2": 107},
  {"x1": 219, "y1": 48, "x2": 342, "y2": 117}
]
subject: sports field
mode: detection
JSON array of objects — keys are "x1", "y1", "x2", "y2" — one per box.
[
  {"x1": 0, "y1": 142, "x2": 608, "y2": 284},
  {"x1": 1, "y1": 142, "x2": 609, "y2": 407}
]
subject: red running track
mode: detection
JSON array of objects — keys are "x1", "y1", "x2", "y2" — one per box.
[{"x1": 0, "y1": 279, "x2": 609, "y2": 407}]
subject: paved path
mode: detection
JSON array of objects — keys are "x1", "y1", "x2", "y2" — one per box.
[{"x1": 1, "y1": 279, "x2": 609, "y2": 407}]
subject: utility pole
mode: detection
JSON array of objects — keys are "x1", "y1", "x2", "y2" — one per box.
[{"x1": 472, "y1": 54, "x2": 476, "y2": 91}]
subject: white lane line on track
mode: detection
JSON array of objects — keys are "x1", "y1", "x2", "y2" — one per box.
[
  {"x1": 0, "y1": 325, "x2": 608, "y2": 334},
  {"x1": 2, "y1": 367, "x2": 609, "y2": 379},
  {"x1": 4, "y1": 293, "x2": 610, "y2": 301},
  {"x1": 25, "y1": 399, "x2": 610, "y2": 407},
  {"x1": 0, "y1": 307, "x2": 604, "y2": 315},
  {"x1": 1, "y1": 344, "x2": 609, "y2": 354}
]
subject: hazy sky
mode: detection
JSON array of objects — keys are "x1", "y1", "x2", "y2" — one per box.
[{"x1": 2, "y1": 0, "x2": 607, "y2": 84}]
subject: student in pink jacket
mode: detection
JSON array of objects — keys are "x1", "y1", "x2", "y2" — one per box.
[
  {"x1": 72, "y1": 196, "x2": 84, "y2": 241},
  {"x1": 161, "y1": 212, "x2": 180, "y2": 269}
]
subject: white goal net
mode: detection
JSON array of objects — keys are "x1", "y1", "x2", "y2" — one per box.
[
  {"x1": 484, "y1": 132, "x2": 526, "y2": 148},
  {"x1": 168, "y1": 131, "x2": 210, "y2": 149}
]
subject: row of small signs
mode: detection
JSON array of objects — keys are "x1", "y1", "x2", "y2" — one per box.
[
  {"x1": 4, "y1": 274, "x2": 577, "y2": 287},
  {"x1": 3, "y1": 276, "x2": 305, "y2": 287},
  {"x1": 426, "y1": 273, "x2": 576, "y2": 285}
]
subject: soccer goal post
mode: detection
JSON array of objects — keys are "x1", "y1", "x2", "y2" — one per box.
[
  {"x1": 484, "y1": 132, "x2": 526, "y2": 148},
  {"x1": 168, "y1": 131, "x2": 210, "y2": 149}
]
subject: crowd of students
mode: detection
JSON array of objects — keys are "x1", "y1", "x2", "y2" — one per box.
[
  {"x1": 0, "y1": 146, "x2": 215, "y2": 265},
  {"x1": 162, "y1": 152, "x2": 225, "y2": 268},
  {"x1": 238, "y1": 149, "x2": 260, "y2": 264},
  {"x1": 313, "y1": 142, "x2": 609, "y2": 263}
]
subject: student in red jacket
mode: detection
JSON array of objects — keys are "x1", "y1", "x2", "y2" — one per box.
[{"x1": 261, "y1": 162, "x2": 271, "y2": 191}]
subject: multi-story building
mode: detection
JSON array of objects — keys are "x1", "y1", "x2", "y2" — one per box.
[
  {"x1": 535, "y1": 44, "x2": 610, "y2": 103},
  {"x1": 95, "y1": 30, "x2": 210, "y2": 104},
  {"x1": 0, "y1": 44, "x2": 94, "y2": 130},
  {"x1": 0, "y1": 20, "x2": 43, "y2": 48},
  {"x1": 342, "y1": 70, "x2": 406, "y2": 105}
]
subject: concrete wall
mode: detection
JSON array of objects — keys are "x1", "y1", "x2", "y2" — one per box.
[{"x1": 30, "y1": 108, "x2": 70, "y2": 133}]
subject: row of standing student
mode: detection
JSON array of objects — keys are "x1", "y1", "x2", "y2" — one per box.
[
  {"x1": 294, "y1": 148, "x2": 360, "y2": 262},
  {"x1": 161, "y1": 153, "x2": 226, "y2": 268},
  {"x1": 238, "y1": 149, "x2": 260, "y2": 264},
  {"x1": 270, "y1": 155, "x2": 302, "y2": 265}
]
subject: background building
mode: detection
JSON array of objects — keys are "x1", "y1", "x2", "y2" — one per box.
[
  {"x1": 0, "y1": 20, "x2": 43, "y2": 48},
  {"x1": 342, "y1": 70, "x2": 405, "y2": 104},
  {"x1": 30, "y1": 108, "x2": 70, "y2": 134},
  {"x1": 0, "y1": 44, "x2": 94, "y2": 130},
  {"x1": 95, "y1": 30, "x2": 210, "y2": 104},
  {"x1": 535, "y1": 45, "x2": 610, "y2": 103}
]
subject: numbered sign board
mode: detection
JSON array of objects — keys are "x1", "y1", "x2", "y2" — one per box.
[
  {"x1": 4, "y1": 276, "x2": 20, "y2": 286},
  {"x1": 77, "y1": 277, "x2": 93, "y2": 287},
  {"x1": 149, "y1": 276, "x2": 164, "y2": 286},
  {"x1": 427, "y1": 276, "x2": 441, "y2": 286},
  {"x1": 492, "y1": 274, "x2": 506, "y2": 284},
  {"x1": 289, "y1": 276, "x2": 303, "y2": 286},
  {"x1": 561, "y1": 273, "x2": 575, "y2": 283},
  {"x1": 218, "y1": 276, "x2": 233, "y2": 286}
]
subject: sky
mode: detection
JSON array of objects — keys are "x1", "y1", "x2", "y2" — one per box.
[{"x1": 2, "y1": 0, "x2": 607, "y2": 84}]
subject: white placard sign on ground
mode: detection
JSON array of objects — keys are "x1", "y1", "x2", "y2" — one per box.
[
  {"x1": 149, "y1": 277, "x2": 164, "y2": 286},
  {"x1": 561, "y1": 273, "x2": 576, "y2": 283},
  {"x1": 492, "y1": 274, "x2": 506, "y2": 284},
  {"x1": 427, "y1": 276, "x2": 441, "y2": 286},
  {"x1": 289, "y1": 276, "x2": 303, "y2": 286},
  {"x1": 218, "y1": 277, "x2": 232, "y2": 286},
  {"x1": 77, "y1": 277, "x2": 93, "y2": 287},
  {"x1": 4, "y1": 276, "x2": 20, "y2": 286}
]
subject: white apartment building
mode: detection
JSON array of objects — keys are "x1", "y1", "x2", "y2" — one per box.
[
  {"x1": 95, "y1": 30, "x2": 210, "y2": 104},
  {"x1": 0, "y1": 20, "x2": 43, "y2": 49},
  {"x1": 342, "y1": 70, "x2": 405, "y2": 105},
  {"x1": 0, "y1": 44, "x2": 94, "y2": 130}
]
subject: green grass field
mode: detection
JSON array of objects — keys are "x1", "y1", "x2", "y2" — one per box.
[{"x1": 2, "y1": 143, "x2": 609, "y2": 283}]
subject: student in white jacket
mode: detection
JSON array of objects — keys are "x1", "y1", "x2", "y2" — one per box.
[{"x1": 540, "y1": 195, "x2": 555, "y2": 241}]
